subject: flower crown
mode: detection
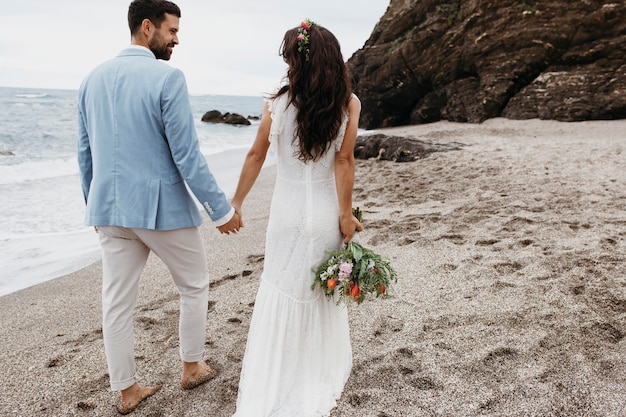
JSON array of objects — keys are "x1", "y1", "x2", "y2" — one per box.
[{"x1": 296, "y1": 18, "x2": 315, "y2": 61}]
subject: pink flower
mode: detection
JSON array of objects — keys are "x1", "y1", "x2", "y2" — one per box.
[
  {"x1": 338, "y1": 261, "x2": 353, "y2": 279},
  {"x1": 301, "y1": 21, "x2": 310, "y2": 30},
  {"x1": 297, "y1": 34, "x2": 304, "y2": 41}
]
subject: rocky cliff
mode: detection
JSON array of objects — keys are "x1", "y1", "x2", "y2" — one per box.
[{"x1": 347, "y1": 0, "x2": 626, "y2": 129}]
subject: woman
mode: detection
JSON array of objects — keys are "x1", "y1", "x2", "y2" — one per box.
[{"x1": 231, "y1": 19, "x2": 362, "y2": 417}]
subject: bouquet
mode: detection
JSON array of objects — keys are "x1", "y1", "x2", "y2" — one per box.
[{"x1": 311, "y1": 208, "x2": 398, "y2": 304}]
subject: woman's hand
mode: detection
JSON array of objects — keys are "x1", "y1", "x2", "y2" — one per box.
[{"x1": 339, "y1": 213, "x2": 363, "y2": 244}]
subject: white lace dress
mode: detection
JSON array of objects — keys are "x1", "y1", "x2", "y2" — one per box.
[{"x1": 232, "y1": 94, "x2": 353, "y2": 417}]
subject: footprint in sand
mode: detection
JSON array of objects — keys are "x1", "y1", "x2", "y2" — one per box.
[
  {"x1": 348, "y1": 345, "x2": 440, "y2": 397},
  {"x1": 46, "y1": 354, "x2": 67, "y2": 368},
  {"x1": 247, "y1": 254, "x2": 264, "y2": 264},
  {"x1": 397, "y1": 236, "x2": 418, "y2": 246},
  {"x1": 48, "y1": 329, "x2": 104, "y2": 368},
  {"x1": 583, "y1": 322, "x2": 624, "y2": 344},
  {"x1": 440, "y1": 263, "x2": 458, "y2": 272},
  {"x1": 210, "y1": 273, "x2": 240, "y2": 289},
  {"x1": 138, "y1": 316, "x2": 158, "y2": 330},
  {"x1": 492, "y1": 280, "x2": 516, "y2": 291},
  {"x1": 394, "y1": 347, "x2": 441, "y2": 390},
  {"x1": 372, "y1": 315, "x2": 404, "y2": 337},
  {"x1": 62, "y1": 329, "x2": 103, "y2": 348},
  {"x1": 435, "y1": 233, "x2": 467, "y2": 245},
  {"x1": 483, "y1": 347, "x2": 518, "y2": 366},
  {"x1": 76, "y1": 401, "x2": 96, "y2": 411},
  {"x1": 493, "y1": 261, "x2": 524, "y2": 274},
  {"x1": 502, "y1": 216, "x2": 535, "y2": 232},
  {"x1": 476, "y1": 238, "x2": 500, "y2": 246},
  {"x1": 347, "y1": 392, "x2": 372, "y2": 407}
]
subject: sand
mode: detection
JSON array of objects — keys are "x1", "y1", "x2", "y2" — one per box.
[{"x1": 1, "y1": 118, "x2": 625, "y2": 416}]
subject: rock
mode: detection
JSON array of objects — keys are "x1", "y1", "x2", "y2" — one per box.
[
  {"x1": 201, "y1": 110, "x2": 251, "y2": 125},
  {"x1": 223, "y1": 113, "x2": 251, "y2": 125},
  {"x1": 0, "y1": 151, "x2": 15, "y2": 156},
  {"x1": 354, "y1": 133, "x2": 464, "y2": 162},
  {"x1": 201, "y1": 110, "x2": 223, "y2": 122},
  {"x1": 347, "y1": 0, "x2": 626, "y2": 128}
]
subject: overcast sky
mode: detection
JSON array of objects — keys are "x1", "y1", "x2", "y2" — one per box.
[{"x1": 0, "y1": 0, "x2": 389, "y2": 96}]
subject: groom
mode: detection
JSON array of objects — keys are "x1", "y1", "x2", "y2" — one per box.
[{"x1": 77, "y1": 0, "x2": 242, "y2": 413}]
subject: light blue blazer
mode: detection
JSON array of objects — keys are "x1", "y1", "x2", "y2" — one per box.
[{"x1": 77, "y1": 46, "x2": 232, "y2": 230}]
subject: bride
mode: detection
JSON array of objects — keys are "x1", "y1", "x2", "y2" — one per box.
[{"x1": 229, "y1": 18, "x2": 362, "y2": 417}]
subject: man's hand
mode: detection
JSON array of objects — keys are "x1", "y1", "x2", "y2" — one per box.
[{"x1": 217, "y1": 211, "x2": 243, "y2": 235}]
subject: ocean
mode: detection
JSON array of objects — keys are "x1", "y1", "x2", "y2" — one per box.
[{"x1": 0, "y1": 86, "x2": 266, "y2": 297}]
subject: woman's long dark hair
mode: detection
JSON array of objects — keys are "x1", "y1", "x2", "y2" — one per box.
[{"x1": 274, "y1": 22, "x2": 353, "y2": 162}]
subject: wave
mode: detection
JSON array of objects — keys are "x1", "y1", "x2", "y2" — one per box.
[
  {"x1": 0, "y1": 147, "x2": 246, "y2": 185},
  {"x1": 0, "y1": 229, "x2": 101, "y2": 296},
  {"x1": 14, "y1": 93, "x2": 51, "y2": 99},
  {"x1": 0, "y1": 157, "x2": 78, "y2": 184}
]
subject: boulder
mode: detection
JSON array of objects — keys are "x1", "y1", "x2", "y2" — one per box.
[
  {"x1": 347, "y1": 0, "x2": 626, "y2": 128},
  {"x1": 201, "y1": 110, "x2": 251, "y2": 125},
  {"x1": 355, "y1": 133, "x2": 464, "y2": 162}
]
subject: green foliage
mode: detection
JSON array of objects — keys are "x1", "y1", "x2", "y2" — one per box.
[
  {"x1": 352, "y1": 206, "x2": 363, "y2": 222},
  {"x1": 312, "y1": 208, "x2": 398, "y2": 305}
]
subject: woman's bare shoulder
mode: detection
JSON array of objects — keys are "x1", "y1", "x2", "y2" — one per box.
[{"x1": 349, "y1": 94, "x2": 361, "y2": 112}]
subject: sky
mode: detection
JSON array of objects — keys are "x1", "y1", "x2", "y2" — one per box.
[{"x1": 0, "y1": 0, "x2": 389, "y2": 96}]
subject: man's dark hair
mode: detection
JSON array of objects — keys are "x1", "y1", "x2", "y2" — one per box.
[{"x1": 127, "y1": 0, "x2": 181, "y2": 35}]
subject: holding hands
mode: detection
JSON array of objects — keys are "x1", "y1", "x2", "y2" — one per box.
[{"x1": 217, "y1": 208, "x2": 243, "y2": 235}]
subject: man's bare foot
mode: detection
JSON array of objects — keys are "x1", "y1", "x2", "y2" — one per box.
[
  {"x1": 180, "y1": 361, "x2": 218, "y2": 390},
  {"x1": 118, "y1": 383, "x2": 161, "y2": 415}
]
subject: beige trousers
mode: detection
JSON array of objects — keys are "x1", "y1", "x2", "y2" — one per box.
[{"x1": 98, "y1": 226, "x2": 210, "y2": 391}]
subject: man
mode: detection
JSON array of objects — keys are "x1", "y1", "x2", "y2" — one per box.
[{"x1": 77, "y1": 0, "x2": 242, "y2": 413}]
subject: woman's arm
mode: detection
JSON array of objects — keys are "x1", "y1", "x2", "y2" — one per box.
[
  {"x1": 335, "y1": 96, "x2": 364, "y2": 243},
  {"x1": 230, "y1": 103, "x2": 272, "y2": 217}
]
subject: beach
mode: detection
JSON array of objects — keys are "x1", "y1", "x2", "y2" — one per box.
[{"x1": 1, "y1": 118, "x2": 625, "y2": 416}]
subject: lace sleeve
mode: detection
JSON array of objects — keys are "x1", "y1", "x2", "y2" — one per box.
[
  {"x1": 333, "y1": 114, "x2": 349, "y2": 152},
  {"x1": 268, "y1": 93, "x2": 289, "y2": 145}
]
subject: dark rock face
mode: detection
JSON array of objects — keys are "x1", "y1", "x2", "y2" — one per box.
[
  {"x1": 201, "y1": 110, "x2": 251, "y2": 125},
  {"x1": 347, "y1": 0, "x2": 626, "y2": 129},
  {"x1": 355, "y1": 134, "x2": 465, "y2": 162}
]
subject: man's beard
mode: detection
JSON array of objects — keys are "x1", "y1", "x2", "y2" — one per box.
[{"x1": 149, "y1": 33, "x2": 173, "y2": 60}]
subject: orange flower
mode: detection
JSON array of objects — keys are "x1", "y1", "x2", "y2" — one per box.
[{"x1": 350, "y1": 284, "x2": 361, "y2": 298}]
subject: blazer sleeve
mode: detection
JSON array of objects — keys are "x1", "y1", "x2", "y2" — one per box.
[
  {"x1": 161, "y1": 69, "x2": 233, "y2": 223},
  {"x1": 77, "y1": 92, "x2": 93, "y2": 204}
]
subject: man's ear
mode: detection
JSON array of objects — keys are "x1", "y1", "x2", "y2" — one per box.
[{"x1": 141, "y1": 18, "x2": 152, "y2": 36}]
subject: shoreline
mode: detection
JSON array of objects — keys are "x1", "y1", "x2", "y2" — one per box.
[
  {"x1": 2, "y1": 118, "x2": 626, "y2": 416},
  {"x1": 0, "y1": 146, "x2": 273, "y2": 298}
]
